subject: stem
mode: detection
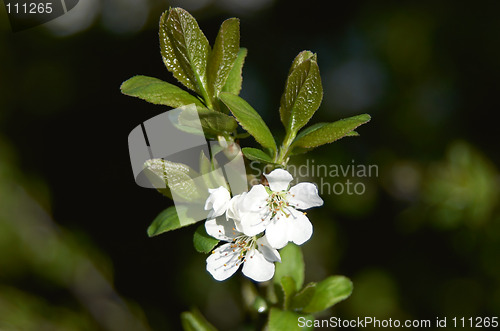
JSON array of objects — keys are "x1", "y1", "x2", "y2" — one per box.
[{"x1": 274, "y1": 131, "x2": 296, "y2": 167}]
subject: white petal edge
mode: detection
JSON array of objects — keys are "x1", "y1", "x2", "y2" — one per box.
[
  {"x1": 206, "y1": 243, "x2": 241, "y2": 281},
  {"x1": 205, "y1": 217, "x2": 240, "y2": 241},
  {"x1": 242, "y1": 249, "x2": 275, "y2": 282},
  {"x1": 205, "y1": 186, "x2": 231, "y2": 218},
  {"x1": 265, "y1": 214, "x2": 289, "y2": 249},
  {"x1": 288, "y1": 182, "x2": 323, "y2": 210},
  {"x1": 264, "y1": 169, "x2": 293, "y2": 192},
  {"x1": 287, "y1": 208, "x2": 313, "y2": 246}
]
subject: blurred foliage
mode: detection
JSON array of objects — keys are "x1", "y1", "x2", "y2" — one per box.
[{"x1": 1, "y1": 0, "x2": 500, "y2": 330}]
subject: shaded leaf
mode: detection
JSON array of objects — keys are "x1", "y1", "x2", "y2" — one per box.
[
  {"x1": 268, "y1": 308, "x2": 313, "y2": 331},
  {"x1": 193, "y1": 224, "x2": 219, "y2": 253},
  {"x1": 160, "y1": 8, "x2": 210, "y2": 98},
  {"x1": 222, "y1": 47, "x2": 247, "y2": 95},
  {"x1": 219, "y1": 92, "x2": 277, "y2": 154},
  {"x1": 147, "y1": 205, "x2": 197, "y2": 237},
  {"x1": 292, "y1": 114, "x2": 371, "y2": 150},
  {"x1": 279, "y1": 52, "x2": 323, "y2": 135},
  {"x1": 274, "y1": 244, "x2": 304, "y2": 291},
  {"x1": 180, "y1": 308, "x2": 218, "y2": 331},
  {"x1": 280, "y1": 276, "x2": 297, "y2": 310},
  {"x1": 302, "y1": 276, "x2": 353, "y2": 313},
  {"x1": 207, "y1": 18, "x2": 240, "y2": 101},
  {"x1": 242, "y1": 147, "x2": 275, "y2": 164},
  {"x1": 120, "y1": 75, "x2": 204, "y2": 108},
  {"x1": 290, "y1": 283, "x2": 317, "y2": 311}
]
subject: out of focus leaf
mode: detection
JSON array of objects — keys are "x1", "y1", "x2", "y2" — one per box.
[
  {"x1": 193, "y1": 224, "x2": 219, "y2": 253},
  {"x1": 160, "y1": 8, "x2": 210, "y2": 98},
  {"x1": 291, "y1": 114, "x2": 371, "y2": 151},
  {"x1": 180, "y1": 308, "x2": 217, "y2": 331},
  {"x1": 207, "y1": 18, "x2": 240, "y2": 102},
  {"x1": 279, "y1": 51, "x2": 323, "y2": 135},
  {"x1": 268, "y1": 308, "x2": 313, "y2": 331},
  {"x1": 222, "y1": 48, "x2": 247, "y2": 95},
  {"x1": 220, "y1": 92, "x2": 277, "y2": 154},
  {"x1": 147, "y1": 205, "x2": 197, "y2": 237},
  {"x1": 302, "y1": 276, "x2": 353, "y2": 313},
  {"x1": 120, "y1": 75, "x2": 204, "y2": 108}
]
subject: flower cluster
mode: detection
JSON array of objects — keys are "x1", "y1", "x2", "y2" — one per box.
[{"x1": 204, "y1": 169, "x2": 323, "y2": 282}]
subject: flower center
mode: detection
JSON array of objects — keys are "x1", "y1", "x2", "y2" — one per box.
[{"x1": 266, "y1": 191, "x2": 291, "y2": 219}]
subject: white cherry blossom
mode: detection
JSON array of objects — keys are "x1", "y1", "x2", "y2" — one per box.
[
  {"x1": 204, "y1": 186, "x2": 231, "y2": 219},
  {"x1": 205, "y1": 217, "x2": 281, "y2": 282},
  {"x1": 236, "y1": 169, "x2": 323, "y2": 249}
]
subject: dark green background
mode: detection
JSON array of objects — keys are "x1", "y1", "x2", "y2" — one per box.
[{"x1": 1, "y1": 0, "x2": 499, "y2": 329}]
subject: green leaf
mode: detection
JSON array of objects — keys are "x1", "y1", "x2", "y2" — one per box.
[
  {"x1": 302, "y1": 276, "x2": 353, "y2": 313},
  {"x1": 120, "y1": 75, "x2": 204, "y2": 108},
  {"x1": 160, "y1": 8, "x2": 210, "y2": 99},
  {"x1": 219, "y1": 92, "x2": 277, "y2": 154},
  {"x1": 292, "y1": 114, "x2": 371, "y2": 150},
  {"x1": 147, "y1": 205, "x2": 197, "y2": 237},
  {"x1": 268, "y1": 308, "x2": 313, "y2": 331},
  {"x1": 222, "y1": 47, "x2": 247, "y2": 95},
  {"x1": 290, "y1": 283, "x2": 317, "y2": 311},
  {"x1": 180, "y1": 308, "x2": 217, "y2": 331},
  {"x1": 287, "y1": 50, "x2": 314, "y2": 75},
  {"x1": 274, "y1": 244, "x2": 304, "y2": 291},
  {"x1": 144, "y1": 159, "x2": 203, "y2": 202},
  {"x1": 207, "y1": 18, "x2": 240, "y2": 102},
  {"x1": 280, "y1": 276, "x2": 297, "y2": 310},
  {"x1": 193, "y1": 224, "x2": 219, "y2": 253},
  {"x1": 178, "y1": 107, "x2": 238, "y2": 136},
  {"x1": 279, "y1": 52, "x2": 323, "y2": 135},
  {"x1": 241, "y1": 147, "x2": 275, "y2": 164}
]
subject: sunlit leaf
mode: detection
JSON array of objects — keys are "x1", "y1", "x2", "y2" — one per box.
[
  {"x1": 120, "y1": 75, "x2": 204, "y2": 108},
  {"x1": 219, "y1": 92, "x2": 277, "y2": 154},
  {"x1": 302, "y1": 276, "x2": 353, "y2": 313},
  {"x1": 160, "y1": 8, "x2": 210, "y2": 98},
  {"x1": 279, "y1": 51, "x2": 323, "y2": 135},
  {"x1": 178, "y1": 107, "x2": 238, "y2": 136},
  {"x1": 242, "y1": 147, "x2": 275, "y2": 164},
  {"x1": 147, "y1": 205, "x2": 197, "y2": 237},
  {"x1": 291, "y1": 114, "x2": 371, "y2": 150},
  {"x1": 222, "y1": 48, "x2": 247, "y2": 95},
  {"x1": 207, "y1": 18, "x2": 240, "y2": 102}
]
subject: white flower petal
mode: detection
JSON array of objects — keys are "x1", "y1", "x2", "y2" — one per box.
[
  {"x1": 236, "y1": 210, "x2": 270, "y2": 236},
  {"x1": 205, "y1": 217, "x2": 240, "y2": 241},
  {"x1": 206, "y1": 243, "x2": 241, "y2": 281},
  {"x1": 241, "y1": 185, "x2": 268, "y2": 212},
  {"x1": 205, "y1": 186, "x2": 231, "y2": 218},
  {"x1": 242, "y1": 249, "x2": 275, "y2": 282},
  {"x1": 256, "y1": 236, "x2": 281, "y2": 263},
  {"x1": 265, "y1": 215, "x2": 289, "y2": 249},
  {"x1": 226, "y1": 192, "x2": 246, "y2": 221},
  {"x1": 288, "y1": 182, "x2": 323, "y2": 210},
  {"x1": 264, "y1": 169, "x2": 293, "y2": 192},
  {"x1": 287, "y1": 208, "x2": 313, "y2": 246}
]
